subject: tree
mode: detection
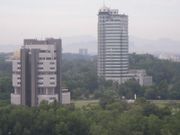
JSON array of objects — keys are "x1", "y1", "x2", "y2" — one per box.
[{"x1": 170, "y1": 81, "x2": 180, "y2": 99}]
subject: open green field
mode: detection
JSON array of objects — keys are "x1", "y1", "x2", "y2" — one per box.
[
  {"x1": 73, "y1": 100, "x2": 99, "y2": 108},
  {"x1": 73, "y1": 100, "x2": 180, "y2": 108},
  {"x1": 149, "y1": 100, "x2": 180, "y2": 107}
]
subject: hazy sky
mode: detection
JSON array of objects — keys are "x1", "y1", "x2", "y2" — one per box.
[{"x1": 0, "y1": 0, "x2": 180, "y2": 45}]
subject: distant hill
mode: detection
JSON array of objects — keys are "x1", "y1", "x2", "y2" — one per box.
[
  {"x1": 130, "y1": 36, "x2": 180, "y2": 54},
  {"x1": 1, "y1": 35, "x2": 180, "y2": 54},
  {"x1": 0, "y1": 44, "x2": 20, "y2": 53},
  {"x1": 63, "y1": 35, "x2": 180, "y2": 54}
]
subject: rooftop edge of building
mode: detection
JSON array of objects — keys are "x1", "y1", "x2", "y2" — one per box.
[
  {"x1": 98, "y1": 6, "x2": 128, "y2": 16},
  {"x1": 24, "y1": 38, "x2": 62, "y2": 45}
]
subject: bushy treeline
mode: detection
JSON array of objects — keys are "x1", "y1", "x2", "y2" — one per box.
[
  {"x1": 0, "y1": 53, "x2": 12, "y2": 76},
  {"x1": 1, "y1": 53, "x2": 180, "y2": 101},
  {"x1": 0, "y1": 99, "x2": 180, "y2": 135},
  {"x1": 129, "y1": 53, "x2": 180, "y2": 85},
  {"x1": 95, "y1": 78, "x2": 180, "y2": 100},
  {"x1": 129, "y1": 53, "x2": 180, "y2": 99},
  {"x1": 62, "y1": 54, "x2": 98, "y2": 99},
  {"x1": 0, "y1": 53, "x2": 12, "y2": 102},
  {"x1": 62, "y1": 53, "x2": 180, "y2": 100}
]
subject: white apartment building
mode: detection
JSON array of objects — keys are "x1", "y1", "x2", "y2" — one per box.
[
  {"x1": 97, "y1": 6, "x2": 129, "y2": 84},
  {"x1": 11, "y1": 38, "x2": 66, "y2": 106},
  {"x1": 128, "y1": 70, "x2": 153, "y2": 86}
]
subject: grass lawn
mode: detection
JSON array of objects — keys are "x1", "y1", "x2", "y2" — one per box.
[
  {"x1": 73, "y1": 99, "x2": 180, "y2": 108},
  {"x1": 73, "y1": 100, "x2": 99, "y2": 108},
  {"x1": 149, "y1": 100, "x2": 180, "y2": 108}
]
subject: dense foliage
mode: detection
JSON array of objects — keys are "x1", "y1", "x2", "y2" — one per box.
[
  {"x1": 62, "y1": 53, "x2": 180, "y2": 100},
  {"x1": 0, "y1": 99, "x2": 180, "y2": 135},
  {"x1": 0, "y1": 53, "x2": 12, "y2": 102},
  {"x1": 129, "y1": 53, "x2": 180, "y2": 99},
  {"x1": 129, "y1": 53, "x2": 180, "y2": 85},
  {"x1": 1, "y1": 52, "x2": 180, "y2": 135},
  {"x1": 62, "y1": 54, "x2": 98, "y2": 99},
  {"x1": 1, "y1": 53, "x2": 180, "y2": 101}
]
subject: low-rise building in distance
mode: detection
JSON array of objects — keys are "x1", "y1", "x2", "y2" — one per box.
[
  {"x1": 79, "y1": 48, "x2": 88, "y2": 55},
  {"x1": 129, "y1": 69, "x2": 153, "y2": 86}
]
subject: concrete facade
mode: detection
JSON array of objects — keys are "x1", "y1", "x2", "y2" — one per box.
[
  {"x1": 11, "y1": 38, "x2": 64, "y2": 106},
  {"x1": 97, "y1": 6, "x2": 153, "y2": 86},
  {"x1": 62, "y1": 88, "x2": 71, "y2": 104},
  {"x1": 97, "y1": 6, "x2": 129, "y2": 84},
  {"x1": 129, "y1": 70, "x2": 153, "y2": 86}
]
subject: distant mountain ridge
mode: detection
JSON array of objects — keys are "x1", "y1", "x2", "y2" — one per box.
[
  {"x1": 130, "y1": 36, "x2": 180, "y2": 54},
  {"x1": 1, "y1": 35, "x2": 180, "y2": 55}
]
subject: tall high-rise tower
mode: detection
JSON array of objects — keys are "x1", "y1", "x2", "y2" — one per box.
[{"x1": 97, "y1": 6, "x2": 129, "y2": 83}]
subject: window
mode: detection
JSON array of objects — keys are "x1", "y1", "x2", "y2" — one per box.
[
  {"x1": 50, "y1": 67, "x2": 55, "y2": 70},
  {"x1": 40, "y1": 50, "x2": 46, "y2": 53},
  {"x1": 38, "y1": 82, "x2": 43, "y2": 85},
  {"x1": 40, "y1": 50, "x2": 50, "y2": 53},
  {"x1": 38, "y1": 62, "x2": 43, "y2": 64},
  {"x1": 50, "y1": 82, "x2": 55, "y2": 85},
  {"x1": 38, "y1": 67, "x2": 43, "y2": 70},
  {"x1": 39, "y1": 57, "x2": 45, "y2": 60},
  {"x1": 17, "y1": 82, "x2": 21, "y2": 85},
  {"x1": 38, "y1": 77, "x2": 43, "y2": 80},
  {"x1": 46, "y1": 57, "x2": 51, "y2": 60},
  {"x1": 38, "y1": 88, "x2": 46, "y2": 95},
  {"x1": 38, "y1": 71, "x2": 56, "y2": 75}
]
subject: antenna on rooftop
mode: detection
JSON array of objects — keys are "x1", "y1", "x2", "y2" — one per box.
[{"x1": 103, "y1": 0, "x2": 106, "y2": 7}]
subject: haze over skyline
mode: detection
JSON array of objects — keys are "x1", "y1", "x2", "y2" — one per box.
[{"x1": 0, "y1": 0, "x2": 180, "y2": 53}]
